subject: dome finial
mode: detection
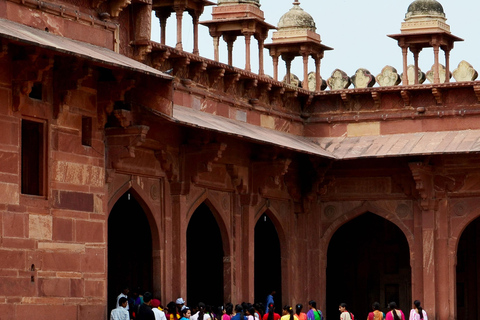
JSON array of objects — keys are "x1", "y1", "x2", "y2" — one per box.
[{"x1": 293, "y1": 0, "x2": 300, "y2": 5}]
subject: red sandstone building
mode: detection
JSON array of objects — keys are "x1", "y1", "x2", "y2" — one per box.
[{"x1": 1, "y1": 0, "x2": 480, "y2": 319}]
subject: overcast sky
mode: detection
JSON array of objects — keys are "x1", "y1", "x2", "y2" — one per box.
[{"x1": 151, "y1": 0, "x2": 480, "y2": 83}]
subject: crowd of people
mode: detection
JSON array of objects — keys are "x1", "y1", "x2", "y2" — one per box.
[{"x1": 110, "y1": 287, "x2": 428, "y2": 320}]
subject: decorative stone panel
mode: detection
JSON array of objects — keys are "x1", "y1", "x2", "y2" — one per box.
[
  {"x1": 376, "y1": 66, "x2": 401, "y2": 87},
  {"x1": 453, "y1": 60, "x2": 478, "y2": 82}
]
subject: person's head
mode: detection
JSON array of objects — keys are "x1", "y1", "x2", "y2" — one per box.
[
  {"x1": 414, "y1": 300, "x2": 423, "y2": 319},
  {"x1": 388, "y1": 302, "x2": 397, "y2": 310},
  {"x1": 388, "y1": 302, "x2": 400, "y2": 320},
  {"x1": 143, "y1": 292, "x2": 153, "y2": 305},
  {"x1": 283, "y1": 306, "x2": 294, "y2": 320},
  {"x1": 372, "y1": 302, "x2": 380, "y2": 311},
  {"x1": 338, "y1": 303, "x2": 348, "y2": 313},
  {"x1": 295, "y1": 304, "x2": 302, "y2": 315},
  {"x1": 271, "y1": 291, "x2": 276, "y2": 296},
  {"x1": 122, "y1": 286, "x2": 130, "y2": 295},
  {"x1": 167, "y1": 301, "x2": 178, "y2": 314},
  {"x1": 151, "y1": 299, "x2": 161, "y2": 309},
  {"x1": 308, "y1": 301, "x2": 316, "y2": 310},
  {"x1": 181, "y1": 308, "x2": 192, "y2": 318},
  {"x1": 235, "y1": 305, "x2": 243, "y2": 314},
  {"x1": 176, "y1": 298, "x2": 186, "y2": 310},
  {"x1": 198, "y1": 302, "x2": 206, "y2": 311},
  {"x1": 224, "y1": 303, "x2": 233, "y2": 316},
  {"x1": 119, "y1": 297, "x2": 128, "y2": 308},
  {"x1": 247, "y1": 307, "x2": 256, "y2": 316}
]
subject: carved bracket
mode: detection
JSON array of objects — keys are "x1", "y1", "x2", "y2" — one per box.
[
  {"x1": 189, "y1": 61, "x2": 207, "y2": 83},
  {"x1": 371, "y1": 91, "x2": 381, "y2": 108},
  {"x1": 105, "y1": 125, "x2": 150, "y2": 171},
  {"x1": 252, "y1": 158, "x2": 292, "y2": 196},
  {"x1": 155, "y1": 148, "x2": 180, "y2": 182},
  {"x1": 431, "y1": 88, "x2": 443, "y2": 105},
  {"x1": 409, "y1": 162, "x2": 437, "y2": 211},
  {"x1": 97, "y1": 74, "x2": 136, "y2": 128},
  {"x1": 110, "y1": 0, "x2": 132, "y2": 17},
  {"x1": 173, "y1": 57, "x2": 190, "y2": 78},
  {"x1": 184, "y1": 142, "x2": 227, "y2": 183},
  {"x1": 474, "y1": 85, "x2": 480, "y2": 103},
  {"x1": 227, "y1": 164, "x2": 249, "y2": 194},
  {"x1": 400, "y1": 90, "x2": 411, "y2": 106},
  {"x1": 208, "y1": 67, "x2": 225, "y2": 88},
  {"x1": 243, "y1": 78, "x2": 258, "y2": 98},
  {"x1": 151, "y1": 50, "x2": 171, "y2": 70},
  {"x1": 433, "y1": 173, "x2": 466, "y2": 197},
  {"x1": 224, "y1": 73, "x2": 240, "y2": 93}
]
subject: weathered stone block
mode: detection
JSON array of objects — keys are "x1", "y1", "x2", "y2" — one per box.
[
  {"x1": 0, "y1": 277, "x2": 34, "y2": 296},
  {"x1": 53, "y1": 217, "x2": 73, "y2": 241},
  {"x1": 0, "y1": 183, "x2": 19, "y2": 206},
  {"x1": 75, "y1": 220, "x2": 104, "y2": 243},
  {"x1": 347, "y1": 122, "x2": 380, "y2": 137},
  {"x1": 260, "y1": 114, "x2": 275, "y2": 129},
  {"x1": 0, "y1": 303, "x2": 15, "y2": 320},
  {"x1": 42, "y1": 252, "x2": 81, "y2": 272},
  {"x1": 16, "y1": 304, "x2": 77, "y2": 320},
  {"x1": 3, "y1": 212, "x2": 26, "y2": 237},
  {"x1": 53, "y1": 190, "x2": 94, "y2": 212},
  {"x1": 85, "y1": 280, "x2": 105, "y2": 298},
  {"x1": 53, "y1": 161, "x2": 104, "y2": 187},
  {"x1": 0, "y1": 152, "x2": 17, "y2": 175},
  {"x1": 38, "y1": 278, "x2": 70, "y2": 297},
  {"x1": 78, "y1": 304, "x2": 106, "y2": 320},
  {"x1": 71, "y1": 278, "x2": 84, "y2": 297},
  {"x1": 0, "y1": 249, "x2": 25, "y2": 269},
  {"x1": 29, "y1": 214, "x2": 52, "y2": 240},
  {"x1": 81, "y1": 248, "x2": 105, "y2": 273}
]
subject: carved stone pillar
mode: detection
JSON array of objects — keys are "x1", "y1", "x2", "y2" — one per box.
[
  {"x1": 314, "y1": 54, "x2": 322, "y2": 91},
  {"x1": 213, "y1": 34, "x2": 221, "y2": 62},
  {"x1": 411, "y1": 47, "x2": 420, "y2": 84},
  {"x1": 301, "y1": 52, "x2": 309, "y2": 90},
  {"x1": 155, "y1": 10, "x2": 171, "y2": 45},
  {"x1": 224, "y1": 34, "x2": 236, "y2": 66},
  {"x1": 255, "y1": 34, "x2": 266, "y2": 76},
  {"x1": 243, "y1": 32, "x2": 253, "y2": 72},
  {"x1": 433, "y1": 44, "x2": 440, "y2": 84},
  {"x1": 191, "y1": 11, "x2": 200, "y2": 55},
  {"x1": 444, "y1": 48, "x2": 451, "y2": 83},
  {"x1": 272, "y1": 54, "x2": 279, "y2": 81},
  {"x1": 402, "y1": 46, "x2": 409, "y2": 85},
  {"x1": 174, "y1": 5, "x2": 186, "y2": 51}
]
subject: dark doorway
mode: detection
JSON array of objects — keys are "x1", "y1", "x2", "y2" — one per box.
[
  {"x1": 326, "y1": 212, "x2": 411, "y2": 320},
  {"x1": 187, "y1": 203, "x2": 224, "y2": 307},
  {"x1": 108, "y1": 192, "x2": 153, "y2": 313},
  {"x1": 457, "y1": 217, "x2": 480, "y2": 320},
  {"x1": 255, "y1": 213, "x2": 282, "y2": 312}
]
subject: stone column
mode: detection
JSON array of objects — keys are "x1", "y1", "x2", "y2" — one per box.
[
  {"x1": 285, "y1": 58, "x2": 293, "y2": 85},
  {"x1": 433, "y1": 44, "x2": 440, "y2": 84},
  {"x1": 255, "y1": 33, "x2": 267, "y2": 76},
  {"x1": 411, "y1": 47, "x2": 420, "y2": 84},
  {"x1": 422, "y1": 208, "x2": 437, "y2": 318},
  {"x1": 155, "y1": 10, "x2": 171, "y2": 45},
  {"x1": 174, "y1": 5, "x2": 185, "y2": 51},
  {"x1": 213, "y1": 35, "x2": 221, "y2": 62},
  {"x1": 272, "y1": 54, "x2": 279, "y2": 81},
  {"x1": 436, "y1": 199, "x2": 450, "y2": 320},
  {"x1": 224, "y1": 34, "x2": 237, "y2": 66},
  {"x1": 444, "y1": 48, "x2": 451, "y2": 83},
  {"x1": 134, "y1": 3, "x2": 152, "y2": 42},
  {"x1": 244, "y1": 32, "x2": 253, "y2": 72},
  {"x1": 191, "y1": 11, "x2": 200, "y2": 55},
  {"x1": 302, "y1": 53, "x2": 309, "y2": 90},
  {"x1": 402, "y1": 46, "x2": 409, "y2": 85},
  {"x1": 314, "y1": 54, "x2": 323, "y2": 91}
]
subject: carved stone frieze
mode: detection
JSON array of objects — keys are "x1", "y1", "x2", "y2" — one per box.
[{"x1": 226, "y1": 164, "x2": 249, "y2": 194}]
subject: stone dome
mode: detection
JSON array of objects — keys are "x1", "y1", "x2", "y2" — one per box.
[
  {"x1": 277, "y1": 2, "x2": 316, "y2": 32},
  {"x1": 217, "y1": 0, "x2": 260, "y2": 5},
  {"x1": 406, "y1": 0, "x2": 445, "y2": 19}
]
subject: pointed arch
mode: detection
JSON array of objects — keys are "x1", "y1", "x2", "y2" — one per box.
[{"x1": 321, "y1": 201, "x2": 414, "y2": 255}]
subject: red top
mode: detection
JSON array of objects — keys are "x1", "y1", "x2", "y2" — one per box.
[{"x1": 263, "y1": 313, "x2": 281, "y2": 320}]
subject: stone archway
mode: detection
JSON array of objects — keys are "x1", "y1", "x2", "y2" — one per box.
[
  {"x1": 254, "y1": 212, "x2": 282, "y2": 312},
  {"x1": 326, "y1": 212, "x2": 411, "y2": 320},
  {"x1": 187, "y1": 202, "x2": 225, "y2": 307},
  {"x1": 108, "y1": 191, "x2": 153, "y2": 313},
  {"x1": 456, "y1": 216, "x2": 480, "y2": 320}
]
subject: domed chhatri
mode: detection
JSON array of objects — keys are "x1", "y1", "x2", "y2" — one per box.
[
  {"x1": 406, "y1": 0, "x2": 445, "y2": 19},
  {"x1": 401, "y1": 0, "x2": 449, "y2": 33},
  {"x1": 217, "y1": 0, "x2": 260, "y2": 6},
  {"x1": 277, "y1": 1, "x2": 316, "y2": 32}
]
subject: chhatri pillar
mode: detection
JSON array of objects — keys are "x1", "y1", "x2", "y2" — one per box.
[
  {"x1": 152, "y1": 0, "x2": 215, "y2": 54},
  {"x1": 388, "y1": 0, "x2": 462, "y2": 85},
  {"x1": 265, "y1": 1, "x2": 332, "y2": 90},
  {"x1": 200, "y1": 0, "x2": 275, "y2": 74}
]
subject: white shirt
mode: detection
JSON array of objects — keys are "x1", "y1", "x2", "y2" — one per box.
[
  {"x1": 111, "y1": 306, "x2": 129, "y2": 320},
  {"x1": 153, "y1": 308, "x2": 168, "y2": 320},
  {"x1": 116, "y1": 293, "x2": 129, "y2": 310},
  {"x1": 191, "y1": 312, "x2": 212, "y2": 320}
]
